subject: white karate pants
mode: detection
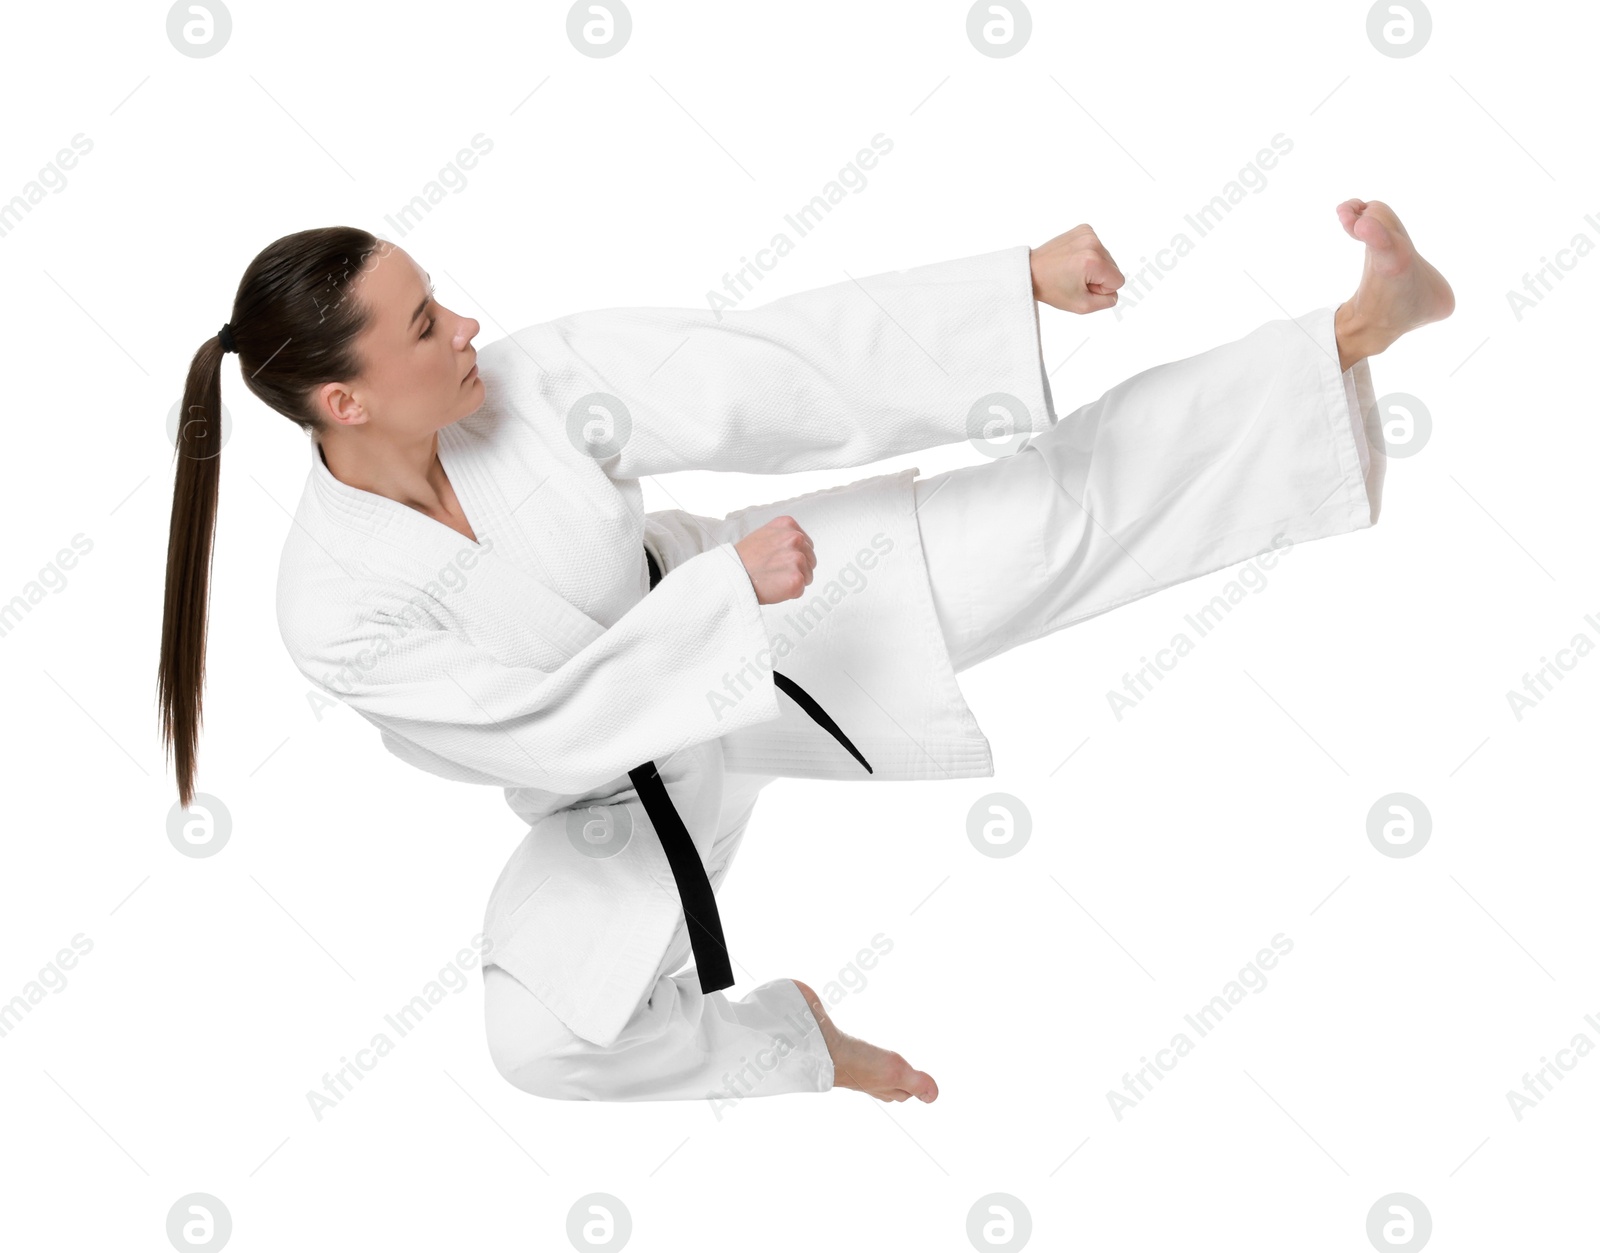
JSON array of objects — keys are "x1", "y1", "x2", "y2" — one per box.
[{"x1": 483, "y1": 305, "x2": 1383, "y2": 1102}]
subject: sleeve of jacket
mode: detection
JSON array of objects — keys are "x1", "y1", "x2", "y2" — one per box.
[
  {"x1": 510, "y1": 243, "x2": 1056, "y2": 478},
  {"x1": 296, "y1": 542, "x2": 783, "y2": 796}
]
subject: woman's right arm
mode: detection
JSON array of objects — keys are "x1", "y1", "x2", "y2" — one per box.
[{"x1": 283, "y1": 540, "x2": 792, "y2": 797}]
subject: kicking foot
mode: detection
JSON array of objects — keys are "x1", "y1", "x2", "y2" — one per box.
[
  {"x1": 791, "y1": 979, "x2": 939, "y2": 1104},
  {"x1": 1333, "y1": 198, "x2": 1455, "y2": 371}
]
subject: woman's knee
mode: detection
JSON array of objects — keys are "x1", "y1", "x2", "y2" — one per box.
[
  {"x1": 492, "y1": 1051, "x2": 588, "y2": 1100},
  {"x1": 483, "y1": 966, "x2": 588, "y2": 1100}
]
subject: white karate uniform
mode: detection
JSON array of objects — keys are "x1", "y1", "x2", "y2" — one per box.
[
  {"x1": 480, "y1": 303, "x2": 1384, "y2": 1102},
  {"x1": 272, "y1": 242, "x2": 1380, "y2": 1102}
]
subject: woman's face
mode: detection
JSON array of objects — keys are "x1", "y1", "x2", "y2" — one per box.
[{"x1": 313, "y1": 245, "x2": 483, "y2": 441}]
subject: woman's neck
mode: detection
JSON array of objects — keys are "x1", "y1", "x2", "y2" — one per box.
[{"x1": 317, "y1": 431, "x2": 448, "y2": 513}]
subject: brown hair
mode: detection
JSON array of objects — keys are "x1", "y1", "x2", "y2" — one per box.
[{"x1": 158, "y1": 226, "x2": 388, "y2": 808}]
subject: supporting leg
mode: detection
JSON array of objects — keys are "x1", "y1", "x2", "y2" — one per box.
[
  {"x1": 484, "y1": 963, "x2": 832, "y2": 1105},
  {"x1": 483, "y1": 769, "x2": 838, "y2": 1106},
  {"x1": 790, "y1": 978, "x2": 939, "y2": 1103}
]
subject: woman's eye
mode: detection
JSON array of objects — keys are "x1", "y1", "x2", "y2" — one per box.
[{"x1": 420, "y1": 319, "x2": 435, "y2": 340}]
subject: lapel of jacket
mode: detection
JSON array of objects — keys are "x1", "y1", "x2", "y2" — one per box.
[
  {"x1": 437, "y1": 420, "x2": 613, "y2": 662},
  {"x1": 310, "y1": 426, "x2": 609, "y2": 664}
]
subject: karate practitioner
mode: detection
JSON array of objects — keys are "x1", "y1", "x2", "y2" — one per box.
[{"x1": 159, "y1": 198, "x2": 1453, "y2": 1107}]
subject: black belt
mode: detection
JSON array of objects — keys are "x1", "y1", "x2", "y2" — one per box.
[{"x1": 631, "y1": 544, "x2": 872, "y2": 993}]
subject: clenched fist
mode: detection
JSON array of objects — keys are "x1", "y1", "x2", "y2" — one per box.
[
  {"x1": 734, "y1": 515, "x2": 816, "y2": 605},
  {"x1": 1029, "y1": 224, "x2": 1125, "y2": 314}
]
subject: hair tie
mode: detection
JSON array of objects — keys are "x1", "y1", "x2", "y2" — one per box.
[{"x1": 217, "y1": 323, "x2": 238, "y2": 354}]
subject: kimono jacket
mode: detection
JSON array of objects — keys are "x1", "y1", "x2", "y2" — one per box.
[{"x1": 274, "y1": 243, "x2": 1055, "y2": 1047}]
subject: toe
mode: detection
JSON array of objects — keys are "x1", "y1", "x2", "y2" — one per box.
[
  {"x1": 1352, "y1": 210, "x2": 1396, "y2": 252},
  {"x1": 899, "y1": 1064, "x2": 938, "y2": 1103}
]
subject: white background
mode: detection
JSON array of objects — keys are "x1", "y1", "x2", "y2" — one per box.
[{"x1": 2, "y1": 0, "x2": 1595, "y2": 1248}]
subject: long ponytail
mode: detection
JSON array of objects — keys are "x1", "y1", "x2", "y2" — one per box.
[
  {"x1": 157, "y1": 226, "x2": 385, "y2": 808},
  {"x1": 158, "y1": 334, "x2": 229, "y2": 808}
]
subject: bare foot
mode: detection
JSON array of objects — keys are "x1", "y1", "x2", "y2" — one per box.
[
  {"x1": 791, "y1": 979, "x2": 939, "y2": 1104},
  {"x1": 1333, "y1": 198, "x2": 1456, "y2": 371}
]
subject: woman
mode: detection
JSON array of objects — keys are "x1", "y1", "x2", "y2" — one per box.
[{"x1": 158, "y1": 200, "x2": 1453, "y2": 1106}]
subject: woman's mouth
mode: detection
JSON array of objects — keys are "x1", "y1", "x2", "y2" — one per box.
[{"x1": 463, "y1": 363, "x2": 479, "y2": 383}]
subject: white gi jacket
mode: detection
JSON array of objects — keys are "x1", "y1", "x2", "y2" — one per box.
[{"x1": 274, "y1": 244, "x2": 1054, "y2": 1048}]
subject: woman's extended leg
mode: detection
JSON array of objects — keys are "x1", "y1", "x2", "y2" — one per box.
[
  {"x1": 914, "y1": 198, "x2": 1452, "y2": 674},
  {"x1": 914, "y1": 304, "x2": 1380, "y2": 673}
]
